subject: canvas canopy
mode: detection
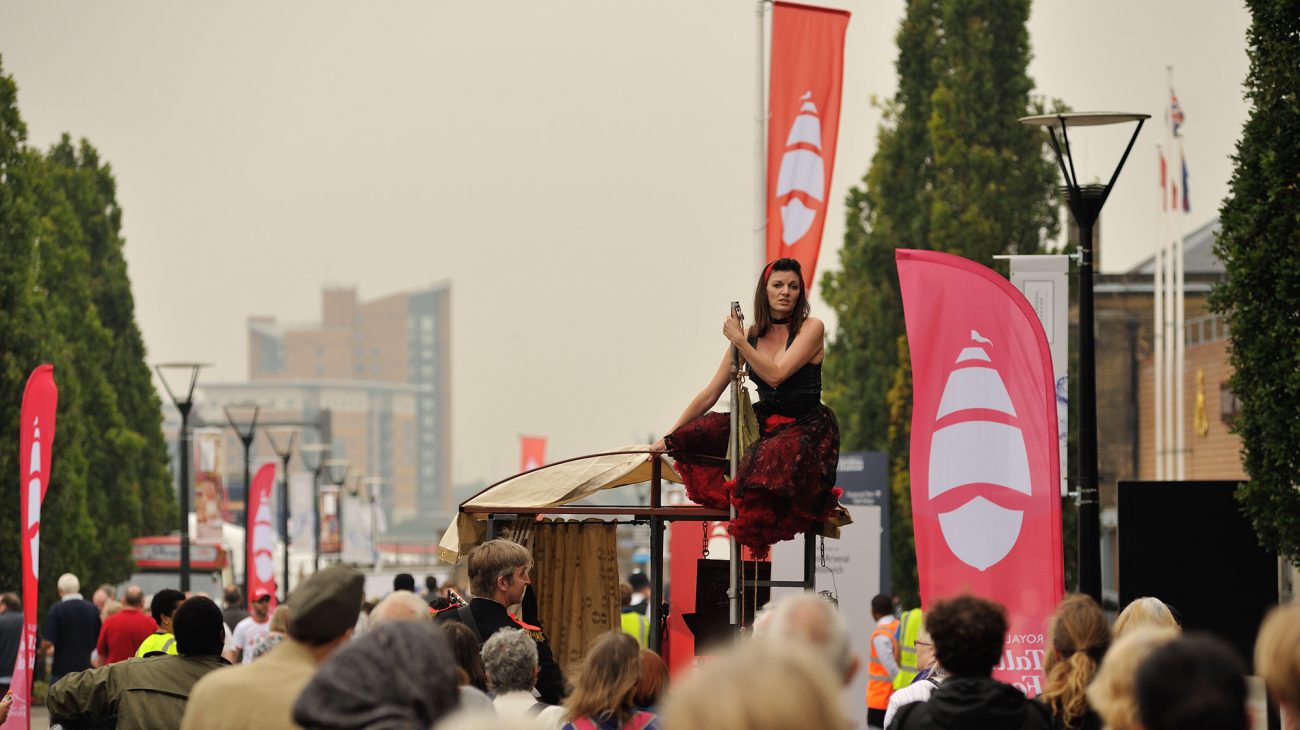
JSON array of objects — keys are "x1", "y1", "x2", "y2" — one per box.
[{"x1": 437, "y1": 446, "x2": 684, "y2": 563}]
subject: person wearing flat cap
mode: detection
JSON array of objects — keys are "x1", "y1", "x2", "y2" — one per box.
[{"x1": 181, "y1": 566, "x2": 365, "y2": 730}]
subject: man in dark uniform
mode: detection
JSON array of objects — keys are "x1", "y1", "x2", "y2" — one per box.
[{"x1": 434, "y1": 539, "x2": 565, "y2": 704}]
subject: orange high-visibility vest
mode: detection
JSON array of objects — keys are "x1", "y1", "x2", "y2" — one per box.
[{"x1": 866, "y1": 618, "x2": 900, "y2": 710}]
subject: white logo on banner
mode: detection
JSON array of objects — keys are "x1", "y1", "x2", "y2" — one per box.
[
  {"x1": 253, "y1": 488, "x2": 276, "y2": 582},
  {"x1": 929, "y1": 331, "x2": 1031, "y2": 571},
  {"x1": 776, "y1": 91, "x2": 825, "y2": 246}
]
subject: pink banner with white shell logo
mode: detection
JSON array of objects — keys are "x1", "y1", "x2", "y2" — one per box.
[
  {"x1": 4, "y1": 365, "x2": 57, "y2": 730},
  {"x1": 246, "y1": 462, "x2": 279, "y2": 613},
  {"x1": 897, "y1": 249, "x2": 1063, "y2": 696}
]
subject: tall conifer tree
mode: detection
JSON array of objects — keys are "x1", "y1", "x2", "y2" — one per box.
[
  {"x1": 1210, "y1": 0, "x2": 1300, "y2": 563},
  {"x1": 822, "y1": 0, "x2": 1061, "y2": 603}
]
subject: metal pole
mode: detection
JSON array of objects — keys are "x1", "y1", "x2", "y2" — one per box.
[
  {"x1": 728, "y1": 318, "x2": 741, "y2": 629},
  {"x1": 313, "y1": 466, "x2": 322, "y2": 572},
  {"x1": 241, "y1": 438, "x2": 252, "y2": 606},
  {"x1": 754, "y1": 0, "x2": 767, "y2": 276},
  {"x1": 178, "y1": 403, "x2": 193, "y2": 593},
  {"x1": 279, "y1": 452, "x2": 293, "y2": 602},
  {"x1": 1077, "y1": 212, "x2": 1101, "y2": 601},
  {"x1": 649, "y1": 456, "x2": 664, "y2": 654}
]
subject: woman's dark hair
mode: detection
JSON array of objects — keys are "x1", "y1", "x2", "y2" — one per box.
[
  {"x1": 926, "y1": 594, "x2": 1008, "y2": 677},
  {"x1": 442, "y1": 619, "x2": 489, "y2": 692},
  {"x1": 750, "y1": 257, "x2": 811, "y2": 338}
]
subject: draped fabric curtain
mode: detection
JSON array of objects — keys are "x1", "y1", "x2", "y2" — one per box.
[{"x1": 531, "y1": 519, "x2": 620, "y2": 680}]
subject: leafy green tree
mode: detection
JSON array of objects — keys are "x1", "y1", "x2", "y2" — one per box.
[
  {"x1": 822, "y1": 0, "x2": 1061, "y2": 603},
  {"x1": 0, "y1": 59, "x2": 46, "y2": 593},
  {"x1": 1209, "y1": 0, "x2": 1300, "y2": 563},
  {"x1": 0, "y1": 57, "x2": 177, "y2": 615}
]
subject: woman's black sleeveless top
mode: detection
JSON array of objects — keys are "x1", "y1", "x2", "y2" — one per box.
[{"x1": 746, "y1": 329, "x2": 822, "y2": 416}]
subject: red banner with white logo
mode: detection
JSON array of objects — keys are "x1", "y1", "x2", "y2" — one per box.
[
  {"x1": 4, "y1": 365, "x2": 57, "y2": 730},
  {"x1": 519, "y1": 436, "x2": 546, "y2": 472},
  {"x1": 766, "y1": 1, "x2": 850, "y2": 287},
  {"x1": 246, "y1": 463, "x2": 279, "y2": 611},
  {"x1": 897, "y1": 250, "x2": 1062, "y2": 696}
]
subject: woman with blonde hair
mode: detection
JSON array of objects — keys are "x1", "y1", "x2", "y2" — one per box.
[
  {"x1": 1039, "y1": 595, "x2": 1109, "y2": 730},
  {"x1": 1111, "y1": 597, "x2": 1178, "y2": 639},
  {"x1": 1086, "y1": 626, "x2": 1178, "y2": 730},
  {"x1": 563, "y1": 632, "x2": 658, "y2": 730},
  {"x1": 662, "y1": 639, "x2": 848, "y2": 730},
  {"x1": 1255, "y1": 603, "x2": 1300, "y2": 729}
]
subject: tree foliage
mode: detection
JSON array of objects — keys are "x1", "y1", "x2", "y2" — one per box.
[
  {"x1": 1209, "y1": 0, "x2": 1300, "y2": 563},
  {"x1": 821, "y1": 0, "x2": 1062, "y2": 604},
  {"x1": 0, "y1": 56, "x2": 176, "y2": 616}
]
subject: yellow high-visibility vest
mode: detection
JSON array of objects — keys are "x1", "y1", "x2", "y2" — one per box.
[
  {"x1": 893, "y1": 608, "x2": 923, "y2": 689},
  {"x1": 136, "y1": 631, "x2": 177, "y2": 657}
]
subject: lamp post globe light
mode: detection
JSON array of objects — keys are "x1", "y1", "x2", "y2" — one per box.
[
  {"x1": 223, "y1": 403, "x2": 261, "y2": 606},
  {"x1": 264, "y1": 426, "x2": 298, "y2": 602},
  {"x1": 1019, "y1": 111, "x2": 1149, "y2": 601},
  {"x1": 298, "y1": 443, "x2": 331, "y2": 572},
  {"x1": 154, "y1": 362, "x2": 211, "y2": 593},
  {"x1": 324, "y1": 458, "x2": 350, "y2": 564}
]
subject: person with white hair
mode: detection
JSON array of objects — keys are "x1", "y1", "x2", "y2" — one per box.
[
  {"x1": 883, "y1": 623, "x2": 945, "y2": 727},
  {"x1": 369, "y1": 590, "x2": 432, "y2": 626},
  {"x1": 753, "y1": 593, "x2": 858, "y2": 685},
  {"x1": 482, "y1": 628, "x2": 567, "y2": 729},
  {"x1": 40, "y1": 573, "x2": 100, "y2": 684}
]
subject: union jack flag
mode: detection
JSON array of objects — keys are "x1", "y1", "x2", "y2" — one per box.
[{"x1": 1170, "y1": 91, "x2": 1185, "y2": 137}]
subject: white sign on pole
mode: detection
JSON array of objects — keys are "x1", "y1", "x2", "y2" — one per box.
[{"x1": 1003, "y1": 254, "x2": 1070, "y2": 496}]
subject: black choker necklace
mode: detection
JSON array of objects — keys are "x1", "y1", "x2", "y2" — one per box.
[{"x1": 770, "y1": 316, "x2": 790, "y2": 324}]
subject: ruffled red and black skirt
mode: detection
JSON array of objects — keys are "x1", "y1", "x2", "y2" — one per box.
[{"x1": 665, "y1": 403, "x2": 840, "y2": 558}]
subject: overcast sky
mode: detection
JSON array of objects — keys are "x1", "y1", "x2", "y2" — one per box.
[{"x1": 0, "y1": 1, "x2": 1250, "y2": 485}]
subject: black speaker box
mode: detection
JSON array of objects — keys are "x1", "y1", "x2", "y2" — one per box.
[{"x1": 1117, "y1": 480, "x2": 1277, "y2": 669}]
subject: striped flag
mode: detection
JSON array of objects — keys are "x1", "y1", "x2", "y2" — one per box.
[{"x1": 1170, "y1": 90, "x2": 1185, "y2": 137}]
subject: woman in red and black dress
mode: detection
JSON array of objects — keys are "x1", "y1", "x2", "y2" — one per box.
[{"x1": 650, "y1": 257, "x2": 841, "y2": 558}]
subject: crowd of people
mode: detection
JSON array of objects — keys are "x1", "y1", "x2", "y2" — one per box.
[{"x1": 1, "y1": 543, "x2": 1298, "y2": 730}]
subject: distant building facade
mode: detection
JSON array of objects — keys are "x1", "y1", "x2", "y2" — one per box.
[{"x1": 189, "y1": 284, "x2": 451, "y2": 527}]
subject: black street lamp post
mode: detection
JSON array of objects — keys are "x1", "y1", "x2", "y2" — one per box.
[
  {"x1": 298, "y1": 444, "x2": 331, "y2": 572},
  {"x1": 265, "y1": 427, "x2": 297, "y2": 603},
  {"x1": 224, "y1": 403, "x2": 261, "y2": 607},
  {"x1": 1019, "y1": 112, "x2": 1148, "y2": 601},
  {"x1": 324, "y1": 459, "x2": 350, "y2": 564},
  {"x1": 155, "y1": 362, "x2": 210, "y2": 593}
]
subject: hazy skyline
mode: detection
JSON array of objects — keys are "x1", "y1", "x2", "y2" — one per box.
[{"x1": 0, "y1": 1, "x2": 1250, "y2": 486}]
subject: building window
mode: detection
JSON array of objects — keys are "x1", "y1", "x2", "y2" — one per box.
[{"x1": 1219, "y1": 382, "x2": 1241, "y2": 425}]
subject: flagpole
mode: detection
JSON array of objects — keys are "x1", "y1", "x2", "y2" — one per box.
[
  {"x1": 755, "y1": 0, "x2": 768, "y2": 277},
  {"x1": 1159, "y1": 144, "x2": 1170, "y2": 480},
  {"x1": 1174, "y1": 141, "x2": 1187, "y2": 481},
  {"x1": 1168, "y1": 67, "x2": 1187, "y2": 481}
]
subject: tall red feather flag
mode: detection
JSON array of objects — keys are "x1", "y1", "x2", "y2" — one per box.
[
  {"x1": 246, "y1": 463, "x2": 279, "y2": 612},
  {"x1": 897, "y1": 251, "x2": 1062, "y2": 697},
  {"x1": 4, "y1": 365, "x2": 58, "y2": 730},
  {"x1": 766, "y1": 2, "x2": 850, "y2": 288}
]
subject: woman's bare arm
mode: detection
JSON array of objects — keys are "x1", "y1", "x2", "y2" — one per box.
[{"x1": 650, "y1": 350, "x2": 733, "y2": 451}]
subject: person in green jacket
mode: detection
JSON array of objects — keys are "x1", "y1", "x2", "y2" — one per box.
[
  {"x1": 136, "y1": 588, "x2": 186, "y2": 658},
  {"x1": 47, "y1": 596, "x2": 229, "y2": 730}
]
